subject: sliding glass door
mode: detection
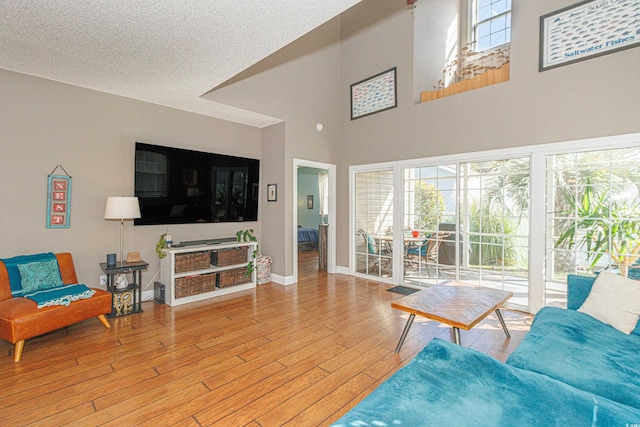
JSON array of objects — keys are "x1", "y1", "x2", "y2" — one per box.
[
  {"x1": 403, "y1": 165, "x2": 457, "y2": 286},
  {"x1": 401, "y1": 158, "x2": 530, "y2": 306},
  {"x1": 460, "y1": 158, "x2": 530, "y2": 307},
  {"x1": 351, "y1": 134, "x2": 640, "y2": 313}
]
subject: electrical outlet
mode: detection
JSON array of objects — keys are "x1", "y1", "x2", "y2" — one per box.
[{"x1": 100, "y1": 275, "x2": 107, "y2": 285}]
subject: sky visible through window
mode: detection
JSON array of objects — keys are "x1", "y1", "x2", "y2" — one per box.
[{"x1": 475, "y1": 0, "x2": 512, "y2": 51}]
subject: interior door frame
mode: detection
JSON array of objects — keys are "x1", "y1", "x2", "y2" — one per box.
[{"x1": 293, "y1": 158, "x2": 336, "y2": 283}]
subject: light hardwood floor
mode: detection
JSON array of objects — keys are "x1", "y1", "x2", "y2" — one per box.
[{"x1": 0, "y1": 269, "x2": 532, "y2": 426}]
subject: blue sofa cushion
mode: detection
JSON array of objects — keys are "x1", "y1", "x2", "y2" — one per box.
[
  {"x1": 567, "y1": 274, "x2": 598, "y2": 310},
  {"x1": 506, "y1": 306, "x2": 640, "y2": 410},
  {"x1": 332, "y1": 339, "x2": 640, "y2": 426}
]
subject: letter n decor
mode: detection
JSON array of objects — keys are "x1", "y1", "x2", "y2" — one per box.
[
  {"x1": 46, "y1": 165, "x2": 72, "y2": 229},
  {"x1": 540, "y1": 0, "x2": 639, "y2": 71}
]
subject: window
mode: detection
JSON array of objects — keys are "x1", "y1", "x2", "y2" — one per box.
[
  {"x1": 472, "y1": 0, "x2": 512, "y2": 52},
  {"x1": 546, "y1": 147, "x2": 640, "y2": 305},
  {"x1": 415, "y1": 0, "x2": 511, "y2": 102}
]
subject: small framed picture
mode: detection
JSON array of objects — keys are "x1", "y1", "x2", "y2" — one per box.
[
  {"x1": 267, "y1": 183, "x2": 277, "y2": 202},
  {"x1": 307, "y1": 195, "x2": 313, "y2": 209}
]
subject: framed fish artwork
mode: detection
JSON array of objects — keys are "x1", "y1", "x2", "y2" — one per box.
[
  {"x1": 351, "y1": 67, "x2": 397, "y2": 120},
  {"x1": 540, "y1": 0, "x2": 639, "y2": 71}
]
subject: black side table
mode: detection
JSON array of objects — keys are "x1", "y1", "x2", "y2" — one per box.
[{"x1": 100, "y1": 260, "x2": 148, "y2": 317}]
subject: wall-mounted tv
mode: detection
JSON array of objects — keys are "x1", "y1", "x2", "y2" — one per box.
[{"x1": 134, "y1": 142, "x2": 259, "y2": 225}]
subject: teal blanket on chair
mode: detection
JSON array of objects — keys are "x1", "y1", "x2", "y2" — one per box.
[
  {"x1": 1, "y1": 252, "x2": 95, "y2": 308},
  {"x1": 23, "y1": 284, "x2": 96, "y2": 308},
  {"x1": 1, "y1": 252, "x2": 57, "y2": 297},
  {"x1": 331, "y1": 339, "x2": 640, "y2": 426}
]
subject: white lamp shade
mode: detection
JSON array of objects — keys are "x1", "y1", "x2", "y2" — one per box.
[{"x1": 104, "y1": 196, "x2": 141, "y2": 220}]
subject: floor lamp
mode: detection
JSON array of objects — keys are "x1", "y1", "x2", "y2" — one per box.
[{"x1": 104, "y1": 196, "x2": 141, "y2": 266}]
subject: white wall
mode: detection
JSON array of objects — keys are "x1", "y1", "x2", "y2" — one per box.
[
  {"x1": 413, "y1": 0, "x2": 461, "y2": 103},
  {"x1": 0, "y1": 69, "x2": 262, "y2": 290}
]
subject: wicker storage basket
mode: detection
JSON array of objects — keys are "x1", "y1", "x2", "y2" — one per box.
[
  {"x1": 175, "y1": 273, "x2": 217, "y2": 298},
  {"x1": 211, "y1": 246, "x2": 248, "y2": 267},
  {"x1": 217, "y1": 267, "x2": 251, "y2": 288},
  {"x1": 175, "y1": 251, "x2": 210, "y2": 273}
]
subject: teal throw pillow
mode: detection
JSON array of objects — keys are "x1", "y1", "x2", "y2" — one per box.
[{"x1": 18, "y1": 259, "x2": 64, "y2": 293}]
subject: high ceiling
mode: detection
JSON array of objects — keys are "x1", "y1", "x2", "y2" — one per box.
[{"x1": 0, "y1": 1, "x2": 362, "y2": 127}]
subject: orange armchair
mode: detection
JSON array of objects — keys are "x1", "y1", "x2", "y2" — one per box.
[{"x1": 0, "y1": 252, "x2": 111, "y2": 362}]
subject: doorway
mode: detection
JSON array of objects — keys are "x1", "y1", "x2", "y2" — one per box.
[{"x1": 293, "y1": 159, "x2": 336, "y2": 283}]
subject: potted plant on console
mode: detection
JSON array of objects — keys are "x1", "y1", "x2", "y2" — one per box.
[
  {"x1": 156, "y1": 234, "x2": 168, "y2": 259},
  {"x1": 236, "y1": 229, "x2": 258, "y2": 276}
]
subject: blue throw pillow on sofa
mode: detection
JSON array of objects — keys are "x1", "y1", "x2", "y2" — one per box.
[{"x1": 18, "y1": 259, "x2": 64, "y2": 293}]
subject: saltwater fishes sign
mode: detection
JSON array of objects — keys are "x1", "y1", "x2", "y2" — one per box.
[{"x1": 540, "y1": 0, "x2": 639, "y2": 71}]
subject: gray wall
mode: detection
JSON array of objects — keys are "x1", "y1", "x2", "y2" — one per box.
[
  {"x1": 341, "y1": 0, "x2": 640, "y2": 163},
  {"x1": 336, "y1": 0, "x2": 640, "y2": 268},
  {"x1": 205, "y1": 18, "x2": 344, "y2": 278},
  {"x1": 0, "y1": 69, "x2": 262, "y2": 289},
  {"x1": 260, "y1": 122, "x2": 286, "y2": 276}
]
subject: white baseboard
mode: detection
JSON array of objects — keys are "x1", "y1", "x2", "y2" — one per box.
[
  {"x1": 335, "y1": 265, "x2": 350, "y2": 275},
  {"x1": 271, "y1": 267, "x2": 350, "y2": 285},
  {"x1": 270, "y1": 273, "x2": 296, "y2": 286},
  {"x1": 142, "y1": 289, "x2": 154, "y2": 302}
]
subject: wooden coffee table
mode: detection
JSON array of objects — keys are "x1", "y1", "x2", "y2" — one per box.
[{"x1": 391, "y1": 282, "x2": 513, "y2": 353}]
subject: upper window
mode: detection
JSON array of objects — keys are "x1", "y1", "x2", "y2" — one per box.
[{"x1": 472, "y1": 0, "x2": 512, "y2": 52}]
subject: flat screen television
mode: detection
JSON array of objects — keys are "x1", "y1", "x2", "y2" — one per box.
[{"x1": 134, "y1": 142, "x2": 259, "y2": 225}]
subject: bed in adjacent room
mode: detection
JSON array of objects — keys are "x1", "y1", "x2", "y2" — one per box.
[{"x1": 298, "y1": 227, "x2": 319, "y2": 252}]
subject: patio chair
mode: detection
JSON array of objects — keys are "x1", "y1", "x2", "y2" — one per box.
[
  {"x1": 406, "y1": 233, "x2": 447, "y2": 277},
  {"x1": 357, "y1": 229, "x2": 391, "y2": 274}
]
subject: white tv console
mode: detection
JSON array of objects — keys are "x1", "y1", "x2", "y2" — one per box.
[{"x1": 160, "y1": 241, "x2": 257, "y2": 306}]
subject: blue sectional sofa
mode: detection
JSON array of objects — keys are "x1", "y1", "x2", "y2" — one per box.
[{"x1": 332, "y1": 275, "x2": 640, "y2": 426}]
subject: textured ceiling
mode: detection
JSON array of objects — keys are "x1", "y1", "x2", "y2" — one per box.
[{"x1": 0, "y1": 1, "x2": 361, "y2": 127}]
